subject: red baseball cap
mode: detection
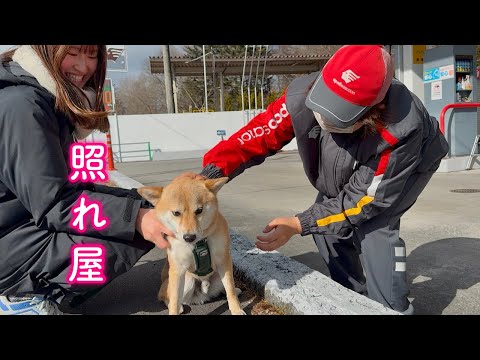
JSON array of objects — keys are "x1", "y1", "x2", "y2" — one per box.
[{"x1": 305, "y1": 45, "x2": 393, "y2": 128}]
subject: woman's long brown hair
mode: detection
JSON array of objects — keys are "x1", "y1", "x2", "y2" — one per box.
[{"x1": 1, "y1": 45, "x2": 110, "y2": 132}]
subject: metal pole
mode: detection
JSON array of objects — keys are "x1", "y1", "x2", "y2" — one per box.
[
  {"x1": 162, "y1": 45, "x2": 175, "y2": 113},
  {"x1": 180, "y1": 84, "x2": 199, "y2": 109},
  {"x1": 254, "y1": 45, "x2": 262, "y2": 112},
  {"x1": 395, "y1": 45, "x2": 404, "y2": 83},
  {"x1": 212, "y1": 52, "x2": 217, "y2": 111},
  {"x1": 202, "y1": 45, "x2": 208, "y2": 112},
  {"x1": 241, "y1": 45, "x2": 248, "y2": 112},
  {"x1": 115, "y1": 112, "x2": 122, "y2": 162},
  {"x1": 260, "y1": 45, "x2": 268, "y2": 110},
  {"x1": 219, "y1": 71, "x2": 224, "y2": 112},
  {"x1": 171, "y1": 67, "x2": 179, "y2": 113},
  {"x1": 247, "y1": 45, "x2": 256, "y2": 120}
]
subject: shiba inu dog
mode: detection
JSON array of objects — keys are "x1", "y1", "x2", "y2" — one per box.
[{"x1": 137, "y1": 176, "x2": 246, "y2": 315}]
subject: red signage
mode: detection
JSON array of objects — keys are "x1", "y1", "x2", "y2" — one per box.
[{"x1": 102, "y1": 78, "x2": 115, "y2": 113}]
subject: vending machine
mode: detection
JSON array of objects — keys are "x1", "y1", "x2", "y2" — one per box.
[{"x1": 423, "y1": 45, "x2": 477, "y2": 157}]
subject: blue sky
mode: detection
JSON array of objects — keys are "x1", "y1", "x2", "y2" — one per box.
[
  {"x1": 104, "y1": 45, "x2": 163, "y2": 86},
  {"x1": 0, "y1": 45, "x2": 174, "y2": 88}
]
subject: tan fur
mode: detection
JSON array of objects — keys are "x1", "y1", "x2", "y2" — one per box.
[{"x1": 137, "y1": 177, "x2": 245, "y2": 315}]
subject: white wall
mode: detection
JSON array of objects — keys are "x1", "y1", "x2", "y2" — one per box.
[
  {"x1": 87, "y1": 111, "x2": 298, "y2": 162},
  {"x1": 400, "y1": 45, "x2": 425, "y2": 103}
]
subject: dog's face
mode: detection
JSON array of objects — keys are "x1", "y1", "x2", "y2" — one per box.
[{"x1": 137, "y1": 177, "x2": 228, "y2": 244}]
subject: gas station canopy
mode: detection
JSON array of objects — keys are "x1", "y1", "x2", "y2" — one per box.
[{"x1": 149, "y1": 54, "x2": 331, "y2": 77}]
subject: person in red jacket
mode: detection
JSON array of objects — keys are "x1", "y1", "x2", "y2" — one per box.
[{"x1": 183, "y1": 45, "x2": 449, "y2": 314}]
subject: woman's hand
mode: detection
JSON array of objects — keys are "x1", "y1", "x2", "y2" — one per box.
[
  {"x1": 256, "y1": 216, "x2": 302, "y2": 252},
  {"x1": 135, "y1": 208, "x2": 174, "y2": 249}
]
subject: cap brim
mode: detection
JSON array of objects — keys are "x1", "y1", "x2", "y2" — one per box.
[{"x1": 305, "y1": 74, "x2": 371, "y2": 128}]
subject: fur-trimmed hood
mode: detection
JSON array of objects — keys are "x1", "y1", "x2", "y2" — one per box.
[{"x1": 12, "y1": 45, "x2": 58, "y2": 97}]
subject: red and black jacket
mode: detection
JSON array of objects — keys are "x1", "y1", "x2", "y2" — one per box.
[{"x1": 201, "y1": 72, "x2": 449, "y2": 237}]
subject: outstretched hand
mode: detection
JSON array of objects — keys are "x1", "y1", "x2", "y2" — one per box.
[
  {"x1": 135, "y1": 208, "x2": 174, "y2": 249},
  {"x1": 256, "y1": 216, "x2": 302, "y2": 252}
]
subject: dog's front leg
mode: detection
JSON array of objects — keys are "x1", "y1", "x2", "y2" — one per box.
[
  {"x1": 217, "y1": 257, "x2": 246, "y2": 315},
  {"x1": 167, "y1": 267, "x2": 186, "y2": 315}
]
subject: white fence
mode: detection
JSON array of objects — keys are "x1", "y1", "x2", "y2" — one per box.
[{"x1": 87, "y1": 110, "x2": 298, "y2": 162}]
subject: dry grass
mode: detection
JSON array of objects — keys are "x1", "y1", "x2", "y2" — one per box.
[
  {"x1": 234, "y1": 277, "x2": 285, "y2": 315},
  {"x1": 251, "y1": 299, "x2": 285, "y2": 315}
]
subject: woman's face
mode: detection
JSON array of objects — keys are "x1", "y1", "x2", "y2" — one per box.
[{"x1": 60, "y1": 45, "x2": 98, "y2": 88}]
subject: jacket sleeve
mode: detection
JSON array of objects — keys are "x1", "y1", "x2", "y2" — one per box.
[
  {"x1": 297, "y1": 126, "x2": 423, "y2": 237},
  {"x1": 91, "y1": 184, "x2": 153, "y2": 209},
  {"x1": 0, "y1": 90, "x2": 141, "y2": 241},
  {"x1": 201, "y1": 94, "x2": 295, "y2": 180}
]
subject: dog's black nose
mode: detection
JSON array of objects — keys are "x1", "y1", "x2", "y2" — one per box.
[{"x1": 183, "y1": 234, "x2": 197, "y2": 243}]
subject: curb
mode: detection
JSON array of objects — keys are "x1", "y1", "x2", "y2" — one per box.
[
  {"x1": 230, "y1": 229, "x2": 399, "y2": 315},
  {"x1": 110, "y1": 170, "x2": 400, "y2": 315}
]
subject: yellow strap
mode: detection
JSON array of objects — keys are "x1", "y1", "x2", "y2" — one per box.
[{"x1": 316, "y1": 196, "x2": 374, "y2": 227}]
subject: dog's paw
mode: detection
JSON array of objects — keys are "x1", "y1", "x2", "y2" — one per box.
[
  {"x1": 234, "y1": 287, "x2": 242, "y2": 296},
  {"x1": 167, "y1": 304, "x2": 184, "y2": 315},
  {"x1": 231, "y1": 309, "x2": 246, "y2": 315}
]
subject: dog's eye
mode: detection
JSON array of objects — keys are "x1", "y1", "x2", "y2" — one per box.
[
  {"x1": 172, "y1": 211, "x2": 181, "y2": 217},
  {"x1": 195, "y1": 207, "x2": 203, "y2": 215}
]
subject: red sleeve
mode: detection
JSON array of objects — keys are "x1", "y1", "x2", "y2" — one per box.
[{"x1": 202, "y1": 94, "x2": 295, "y2": 177}]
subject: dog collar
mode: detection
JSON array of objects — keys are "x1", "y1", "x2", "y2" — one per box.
[{"x1": 192, "y1": 238, "x2": 213, "y2": 276}]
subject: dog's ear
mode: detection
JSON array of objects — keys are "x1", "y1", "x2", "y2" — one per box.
[
  {"x1": 204, "y1": 177, "x2": 229, "y2": 194},
  {"x1": 137, "y1": 186, "x2": 163, "y2": 206}
]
